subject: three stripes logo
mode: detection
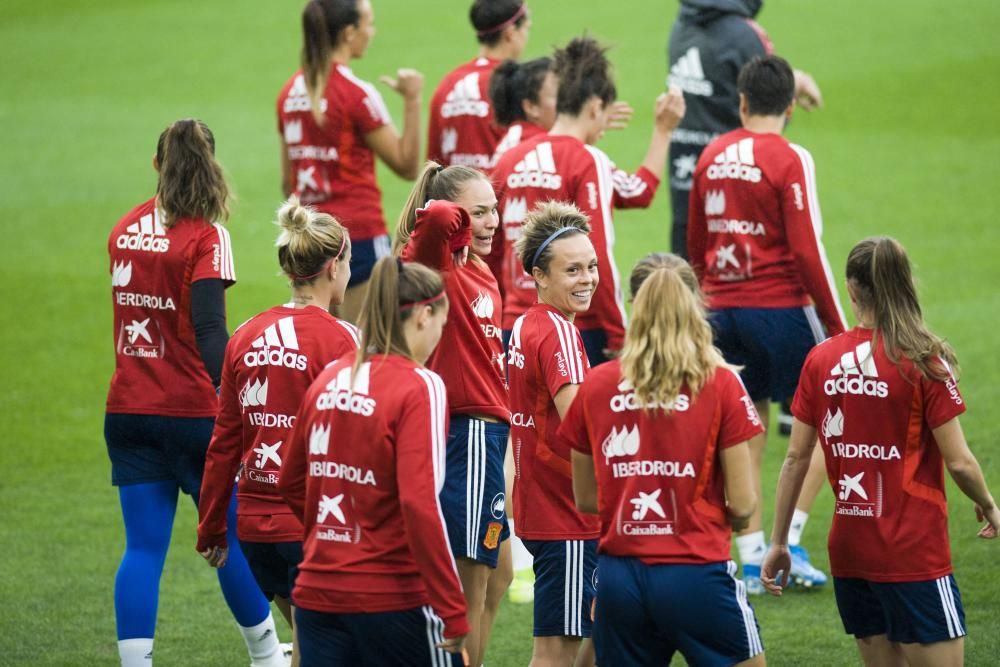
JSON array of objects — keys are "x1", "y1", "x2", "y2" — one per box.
[
  {"x1": 824, "y1": 341, "x2": 889, "y2": 398},
  {"x1": 507, "y1": 142, "x2": 562, "y2": 190},
  {"x1": 117, "y1": 210, "x2": 170, "y2": 252},
  {"x1": 704, "y1": 190, "x2": 726, "y2": 216},
  {"x1": 111, "y1": 261, "x2": 133, "y2": 287},
  {"x1": 442, "y1": 72, "x2": 489, "y2": 118},
  {"x1": 243, "y1": 317, "x2": 307, "y2": 371},
  {"x1": 316, "y1": 362, "x2": 377, "y2": 416},
  {"x1": 668, "y1": 47, "x2": 714, "y2": 97},
  {"x1": 284, "y1": 74, "x2": 326, "y2": 113},
  {"x1": 707, "y1": 137, "x2": 761, "y2": 183}
]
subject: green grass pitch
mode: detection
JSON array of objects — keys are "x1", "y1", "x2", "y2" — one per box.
[{"x1": 1, "y1": 0, "x2": 998, "y2": 664}]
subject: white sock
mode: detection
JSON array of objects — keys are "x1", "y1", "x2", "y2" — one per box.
[
  {"x1": 735, "y1": 531, "x2": 767, "y2": 566},
  {"x1": 789, "y1": 509, "x2": 809, "y2": 547},
  {"x1": 508, "y1": 520, "x2": 533, "y2": 572},
  {"x1": 118, "y1": 638, "x2": 153, "y2": 667},
  {"x1": 239, "y1": 612, "x2": 284, "y2": 665}
]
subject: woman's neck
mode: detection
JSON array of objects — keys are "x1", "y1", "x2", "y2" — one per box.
[
  {"x1": 549, "y1": 115, "x2": 592, "y2": 144},
  {"x1": 289, "y1": 288, "x2": 331, "y2": 311}
]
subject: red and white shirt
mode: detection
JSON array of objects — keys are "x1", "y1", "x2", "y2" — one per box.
[
  {"x1": 427, "y1": 57, "x2": 505, "y2": 169},
  {"x1": 401, "y1": 200, "x2": 509, "y2": 421},
  {"x1": 792, "y1": 327, "x2": 966, "y2": 582},
  {"x1": 507, "y1": 304, "x2": 599, "y2": 540},
  {"x1": 688, "y1": 128, "x2": 847, "y2": 336},
  {"x1": 106, "y1": 198, "x2": 235, "y2": 417},
  {"x1": 197, "y1": 306, "x2": 360, "y2": 548},
  {"x1": 558, "y1": 361, "x2": 764, "y2": 563},
  {"x1": 277, "y1": 65, "x2": 392, "y2": 241},
  {"x1": 493, "y1": 134, "x2": 660, "y2": 350},
  {"x1": 278, "y1": 354, "x2": 469, "y2": 639}
]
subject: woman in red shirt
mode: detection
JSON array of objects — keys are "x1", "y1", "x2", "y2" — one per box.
[
  {"x1": 278, "y1": 0, "x2": 424, "y2": 323},
  {"x1": 763, "y1": 237, "x2": 1000, "y2": 666}
]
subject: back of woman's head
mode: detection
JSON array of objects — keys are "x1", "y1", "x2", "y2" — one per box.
[
  {"x1": 357, "y1": 257, "x2": 446, "y2": 366},
  {"x1": 629, "y1": 252, "x2": 700, "y2": 301},
  {"x1": 552, "y1": 36, "x2": 616, "y2": 116},
  {"x1": 301, "y1": 0, "x2": 361, "y2": 119},
  {"x1": 737, "y1": 55, "x2": 795, "y2": 116},
  {"x1": 490, "y1": 57, "x2": 553, "y2": 126},
  {"x1": 275, "y1": 195, "x2": 350, "y2": 286},
  {"x1": 469, "y1": 0, "x2": 526, "y2": 47},
  {"x1": 155, "y1": 119, "x2": 229, "y2": 228},
  {"x1": 514, "y1": 201, "x2": 591, "y2": 275},
  {"x1": 846, "y1": 236, "x2": 958, "y2": 381},
  {"x1": 621, "y1": 267, "x2": 726, "y2": 410},
  {"x1": 393, "y1": 161, "x2": 488, "y2": 253}
]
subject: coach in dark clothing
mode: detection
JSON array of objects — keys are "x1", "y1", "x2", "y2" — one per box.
[{"x1": 667, "y1": 0, "x2": 822, "y2": 258}]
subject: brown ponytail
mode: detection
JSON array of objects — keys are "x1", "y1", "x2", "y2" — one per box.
[
  {"x1": 301, "y1": 0, "x2": 361, "y2": 123},
  {"x1": 393, "y1": 161, "x2": 488, "y2": 254},
  {"x1": 155, "y1": 119, "x2": 229, "y2": 228},
  {"x1": 846, "y1": 236, "x2": 959, "y2": 381}
]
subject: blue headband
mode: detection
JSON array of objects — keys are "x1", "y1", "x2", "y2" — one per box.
[{"x1": 531, "y1": 227, "x2": 577, "y2": 269}]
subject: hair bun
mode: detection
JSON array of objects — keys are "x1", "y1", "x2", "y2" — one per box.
[{"x1": 278, "y1": 196, "x2": 311, "y2": 233}]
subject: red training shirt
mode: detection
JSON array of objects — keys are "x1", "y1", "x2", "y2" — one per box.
[
  {"x1": 792, "y1": 327, "x2": 966, "y2": 582},
  {"x1": 278, "y1": 354, "x2": 469, "y2": 639},
  {"x1": 558, "y1": 361, "x2": 764, "y2": 563},
  {"x1": 277, "y1": 65, "x2": 392, "y2": 241},
  {"x1": 401, "y1": 200, "x2": 509, "y2": 421},
  {"x1": 427, "y1": 57, "x2": 505, "y2": 169},
  {"x1": 688, "y1": 128, "x2": 847, "y2": 336},
  {"x1": 507, "y1": 303, "x2": 599, "y2": 541},
  {"x1": 106, "y1": 198, "x2": 235, "y2": 417},
  {"x1": 197, "y1": 306, "x2": 360, "y2": 548}
]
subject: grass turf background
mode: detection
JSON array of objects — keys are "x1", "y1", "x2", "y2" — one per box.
[{"x1": 1, "y1": 0, "x2": 998, "y2": 664}]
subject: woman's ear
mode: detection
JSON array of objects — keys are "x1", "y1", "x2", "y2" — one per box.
[
  {"x1": 532, "y1": 266, "x2": 548, "y2": 290},
  {"x1": 152, "y1": 154, "x2": 160, "y2": 172}
]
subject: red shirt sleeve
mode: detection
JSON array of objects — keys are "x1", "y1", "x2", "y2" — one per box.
[
  {"x1": 922, "y1": 361, "x2": 966, "y2": 429},
  {"x1": 717, "y1": 368, "x2": 766, "y2": 448},
  {"x1": 196, "y1": 343, "x2": 242, "y2": 551},
  {"x1": 610, "y1": 165, "x2": 660, "y2": 210},
  {"x1": 557, "y1": 381, "x2": 592, "y2": 455},
  {"x1": 402, "y1": 200, "x2": 471, "y2": 271},
  {"x1": 538, "y1": 316, "x2": 587, "y2": 396},
  {"x1": 349, "y1": 82, "x2": 391, "y2": 136},
  {"x1": 277, "y1": 396, "x2": 314, "y2": 522},
  {"x1": 396, "y1": 372, "x2": 470, "y2": 639},
  {"x1": 687, "y1": 170, "x2": 707, "y2": 280},
  {"x1": 791, "y1": 348, "x2": 820, "y2": 426},
  {"x1": 782, "y1": 146, "x2": 846, "y2": 336},
  {"x1": 193, "y1": 223, "x2": 236, "y2": 285}
]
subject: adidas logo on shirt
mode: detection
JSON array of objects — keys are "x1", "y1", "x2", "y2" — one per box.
[
  {"x1": 111, "y1": 261, "x2": 133, "y2": 287},
  {"x1": 707, "y1": 138, "x2": 762, "y2": 183},
  {"x1": 609, "y1": 379, "x2": 690, "y2": 413},
  {"x1": 668, "y1": 47, "x2": 714, "y2": 97},
  {"x1": 601, "y1": 425, "x2": 640, "y2": 462},
  {"x1": 240, "y1": 378, "x2": 268, "y2": 408},
  {"x1": 244, "y1": 318, "x2": 308, "y2": 371},
  {"x1": 117, "y1": 210, "x2": 170, "y2": 253},
  {"x1": 442, "y1": 72, "x2": 489, "y2": 118},
  {"x1": 284, "y1": 74, "x2": 327, "y2": 113},
  {"x1": 507, "y1": 142, "x2": 563, "y2": 190},
  {"x1": 316, "y1": 362, "x2": 377, "y2": 416},
  {"x1": 824, "y1": 341, "x2": 889, "y2": 398}
]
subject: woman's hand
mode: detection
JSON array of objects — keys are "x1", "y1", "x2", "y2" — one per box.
[
  {"x1": 381, "y1": 68, "x2": 424, "y2": 102},
  {"x1": 200, "y1": 545, "x2": 229, "y2": 568}
]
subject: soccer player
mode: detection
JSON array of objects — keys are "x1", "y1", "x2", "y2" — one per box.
[
  {"x1": 196, "y1": 197, "x2": 360, "y2": 665},
  {"x1": 488, "y1": 56, "x2": 556, "y2": 170},
  {"x1": 393, "y1": 166, "x2": 510, "y2": 667},
  {"x1": 493, "y1": 36, "x2": 685, "y2": 366},
  {"x1": 278, "y1": 0, "x2": 423, "y2": 323},
  {"x1": 507, "y1": 201, "x2": 600, "y2": 666},
  {"x1": 105, "y1": 119, "x2": 284, "y2": 667},
  {"x1": 561, "y1": 259, "x2": 766, "y2": 667},
  {"x1": 687, "y1": 55, "x2": 844, "y2": 591},
  {"x1": 426, "y1": 0, "x2": 530, "y2": 169},
  {"x1": 277, "y1": 258, "x2": 469, "y2": 666},
  {"x1": 762, "y1": 236, "x2": 1000, "y2": 666}
]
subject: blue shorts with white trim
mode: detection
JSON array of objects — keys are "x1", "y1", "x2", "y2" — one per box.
[
  {"x1": 439, "y1": 416, "x2": 510, "y2": 567},
  {"x1": 295, "y1": 605, "x2": 463, "y2": 667},
  {"x1": 709, "y1": 306, "x2": 826, "y2": 403},
  {"x1": 523, "y1": 539, "x2": 597, "y2": 638},
  {"x1": 592, "y1": 556, "x2": 763, "y2": 666},
  {"x1": 833, "y1": 575, "x2": 966, "y2": 644},
  {"x1": 347, "y1": 234, "x2": 392, "y2": 287}
]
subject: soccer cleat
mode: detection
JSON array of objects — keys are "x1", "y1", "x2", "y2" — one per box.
[
  {"x1": 508, "y1": 568, "x2": 535, "y2": 604},
  {"x1": 789, "y1": 545, "x2": 828, "y2": 588},
  {"x1": 742, "y1": 563, "x2": 765, "y2": 595}
]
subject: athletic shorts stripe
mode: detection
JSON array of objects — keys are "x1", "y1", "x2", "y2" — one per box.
[
  {"x1": 422, "y1": 605, "x2": 449, "y2": 667},
  {"x1": 465, "y1": 420, "x2": 487, "y2": 560},
  {"x1": 802, "y1": 305, "x2": 826, "y2": 344},
  {"x1": 728, "y1": 560, "x2": 763, "y2": 656},
  {"x1": 936, "y1": 576, "x2": 963, "y2": 638},
  {"x1": 563, "y1": 540, "x2": 584, "y2": 635}
]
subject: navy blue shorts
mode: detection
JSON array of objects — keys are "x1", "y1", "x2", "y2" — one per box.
[
  {"x1": 348, "y1": 234, "x2": 392, "y2": 287},
  {"x1": 578, "y1": 328, "x2": 610, "y2": 368},
  {"x1": 240, "y1": 541, "x2": 303, "y2": 602},
  {"x1": 523, "y1": 539, "x2": 597, "y2": 638},
  {"x1": 440, "y1": 416, "x2": 510, "y2": 567},
  {"x1": 593, "y1": 556, "x2": 763, "y2": 666},
  {"x1": 834, "y1": 575, "x2": 966, "y2": 644},
  {"x1": 104, "y1": 413, "x2": 213, "y2": 496},
  {"x1": 295, "y1": 605, "x2": 463, "y2": 667},
  {"x1": 709, "y1": 306, "x2": 825, "y2": 403}
]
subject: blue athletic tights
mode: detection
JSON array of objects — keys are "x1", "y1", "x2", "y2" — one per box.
[{"x1": 115, "y1": 480, "x2": 269, "y2": 639}]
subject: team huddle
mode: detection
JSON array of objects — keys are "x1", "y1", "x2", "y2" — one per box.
[{"x1": 104, "y1": 1, "x2": 999, "y2": 666}]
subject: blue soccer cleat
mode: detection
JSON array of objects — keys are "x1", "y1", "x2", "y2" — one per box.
[
  {"x1": 742, "y1": 563, "x2": 765, "y2": 595},
  {"x1": 789, "y1": 544, "x2": 827, "y2": 588}
]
